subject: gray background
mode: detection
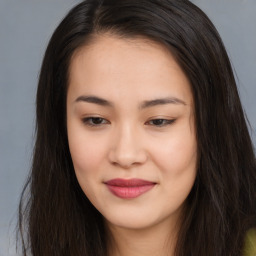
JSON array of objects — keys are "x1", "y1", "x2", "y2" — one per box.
[{"x1": 0, "y1": 0, "x2": 255, "y2": 255}]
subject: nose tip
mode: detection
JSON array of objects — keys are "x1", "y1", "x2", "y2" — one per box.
[
  {"x1": 109, "y1": 149, "x2": 147, "y2": 168},
  {"x1": 108, "y1": 132, "x2": 147, "y2": 168}
]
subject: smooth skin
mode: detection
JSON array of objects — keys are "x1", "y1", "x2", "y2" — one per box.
[{"x1": 67, "y1": 34, "x2": 197, "y2": 256}]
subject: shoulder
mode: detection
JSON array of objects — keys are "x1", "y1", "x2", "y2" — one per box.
[{"x1": 243, "y1": 229, "x2": 256, "y2": 256}]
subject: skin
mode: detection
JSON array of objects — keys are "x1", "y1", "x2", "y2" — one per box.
[{"x1": 67, "y1": 34, "x2": 197, "y2": 256}]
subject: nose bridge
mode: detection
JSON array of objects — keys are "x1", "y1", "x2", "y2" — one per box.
[
  {"x1": 118, "y1": 123, "x2": 137, "y2": 152},
  {"x1": 109, "y1": 122, "x2": 147, "y2": 167}
]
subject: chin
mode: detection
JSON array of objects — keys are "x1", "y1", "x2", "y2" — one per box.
[
  {"x1": 102, "y1": 207, "x2": 177, "y2": 231},
  {"x1": 106, "y1": 216, "x2": 157, "y2": 230}
]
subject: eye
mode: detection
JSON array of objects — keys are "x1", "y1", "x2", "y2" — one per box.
[
  {"x1": 145, "y1": 118, "x2": 176, "y2": 127},
  {"x1": 81, "y1": 117, "x2": 109, "y2": 126}
]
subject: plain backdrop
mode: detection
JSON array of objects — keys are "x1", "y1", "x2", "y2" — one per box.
[{"x1": 0, "y1": 0, "x2": 255, "y2": 255}]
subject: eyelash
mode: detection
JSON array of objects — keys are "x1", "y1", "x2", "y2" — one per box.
[
  {"x1": 81, "y1": 117, "x2": 176, "y2": 127},
  {"x1": 145, "y1": 119, "x2": 176, "y2": 127},
  {"x1": 82, "y1": 117, "x2": 109, "y2": 127}
]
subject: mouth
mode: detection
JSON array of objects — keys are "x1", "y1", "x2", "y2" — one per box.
[{"x1": 104, "y1": 178, "x2": 156, "y2": 199}]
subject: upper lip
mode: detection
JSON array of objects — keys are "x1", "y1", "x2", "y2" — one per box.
[{"x1": 104, "y1": 178, "x2": 156, "y2": 187}]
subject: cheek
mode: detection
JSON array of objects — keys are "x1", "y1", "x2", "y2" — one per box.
[
  {"x1": 167, "y1": 137, "x2": 197, "y2": 177},
  {"x1": 67, "y1": 124, "x2": 108, "y2": 187},
  {"x1": 150, "y1": 124, "x2": 197, "y2": 178},
  {"x1": 152, "y1": 132, "x2": 197, "y2": 208},
  {"x1": 68, "y1": 132, "x2": 108, "y2": 204},
  {"x1": 69, "y1": 139, "x2": 103, "y2": 173},
  {"x1": 169, "y1": 138, "x2": 196, "y2": 170}
]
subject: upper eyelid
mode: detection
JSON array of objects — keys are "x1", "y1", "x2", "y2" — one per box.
[
  {"x1": 145, "y1": 116, "x2": 176, "y2": 122},
  {"x1": 145, "y1": 118, "x2": 176, "y2": 125},
  {"x1": 81, "y1": 116, "x2": 174, "y2": 121},
  {"x1": 81, "y1": 115, "x2": 107, "y2": 120}
]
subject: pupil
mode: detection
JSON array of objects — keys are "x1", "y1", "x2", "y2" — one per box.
[
  {"x1": 153, "y1": 119, "x2": 163, "y2": 125},
  {"x1": 93, "y1": 118, "x2": 103, "y2": 124}
]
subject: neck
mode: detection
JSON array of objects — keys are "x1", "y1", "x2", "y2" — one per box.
[{"x1": 106, "y1": 217, "x2": 179, "y2": 256}]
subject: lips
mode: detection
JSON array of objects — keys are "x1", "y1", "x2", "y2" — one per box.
[{"x1": 104, "y1": 178, "x2": 156, "y2": 199}]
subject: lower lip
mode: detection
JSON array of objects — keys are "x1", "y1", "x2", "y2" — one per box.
[{"x1": 106, "y1": 184, "x2": 155, "y2": 199}]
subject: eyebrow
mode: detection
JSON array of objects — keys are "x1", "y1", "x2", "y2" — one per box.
[
  {"x1": 74, "y1": 95, "x2": 186, "y2": 108},
  {"x1": 139, "y1": 97, "x2": 186, "y2": 109},
  {"x1": 75, "y1": 95, "x2": 113, "y2": 107}
]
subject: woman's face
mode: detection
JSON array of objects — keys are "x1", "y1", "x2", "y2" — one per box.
[{"x1": 67, "y1": 35, "x2": 197, "y2": 230}]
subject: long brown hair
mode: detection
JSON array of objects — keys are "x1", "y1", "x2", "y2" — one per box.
[{"x1": 18, "y1": 0, "x2": 256, "y2": 255}]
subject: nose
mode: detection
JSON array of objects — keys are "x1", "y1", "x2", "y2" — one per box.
[{"x1": 108, "y1": 125, "x2": 147, "y2": 168}]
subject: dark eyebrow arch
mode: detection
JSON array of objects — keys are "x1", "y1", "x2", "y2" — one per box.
[
  {"x1": 139, "y1": 97, "x2": 186, "y2": 109},
  {"x1": 74, "y1": 95, "x2": 113, "y2": 107}
]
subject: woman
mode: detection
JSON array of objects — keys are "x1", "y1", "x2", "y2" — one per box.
[{"x1": 18, "y1": 0, "x2": 256, "y2": 255}]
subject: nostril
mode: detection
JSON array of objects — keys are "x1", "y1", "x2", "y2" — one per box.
[{"x1": 108, "y1": 148, "x2": 148, "y2": 169}]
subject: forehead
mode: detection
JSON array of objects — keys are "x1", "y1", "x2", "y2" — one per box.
[
  {"x1": 70, "y1": 34, "x2": 179, "y2": 76},
  {"x1": 68, "y1": 34, "x2": 193, "y2": 105}
]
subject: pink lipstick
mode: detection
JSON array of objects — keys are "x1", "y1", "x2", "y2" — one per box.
[{"x1": 104, "y1": 178, "x2": 156, "y2": 199}]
